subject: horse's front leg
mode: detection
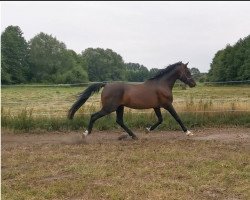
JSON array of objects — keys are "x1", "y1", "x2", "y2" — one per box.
[{"x1": 165, "y1": 104, "x2": 193, "y2": 136}]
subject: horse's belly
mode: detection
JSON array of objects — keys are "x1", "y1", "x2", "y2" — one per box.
[
  {"x1": 123, "y1": 93, "x2": 158, "y2": 109},
  {"x1": 125, "y1": 104, "x2": 155, "y2": 109}
]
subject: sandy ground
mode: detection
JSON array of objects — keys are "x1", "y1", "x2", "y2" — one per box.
[
  {"x1": 2, "y1": 127, "x2": 250, "y2": 147},
  {"x1": 2, "y1": 127, "x2": 250, "y2": 200}
]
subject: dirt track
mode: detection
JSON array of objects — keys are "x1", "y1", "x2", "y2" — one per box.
[
  {"x1": 2, "y1": 127, "x2": 250, "y2": 200},
  {"x1": 2, "y1": 127, "x2": 250, "y2": 147}
]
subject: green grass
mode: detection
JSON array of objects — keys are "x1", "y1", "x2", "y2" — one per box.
[{"x1": 2, "y1": 108, "x2": 250, "y2": 131}]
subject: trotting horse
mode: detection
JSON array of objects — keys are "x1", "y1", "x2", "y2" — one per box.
[{"x1": 68, "y1": 62, "x2": 196, "y2": 140}]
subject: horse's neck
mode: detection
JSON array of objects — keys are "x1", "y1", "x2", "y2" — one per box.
[{"x1": 159, "y1": 72, "x2": 179, "y2": 90}]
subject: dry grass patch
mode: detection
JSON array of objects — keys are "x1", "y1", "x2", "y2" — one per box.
[
  {"x1": 2, "y1": 129, "x2": 250, "y2": 200},
  {"x1": 2, "y1": 85, "x2": 250, "y2": 117}
]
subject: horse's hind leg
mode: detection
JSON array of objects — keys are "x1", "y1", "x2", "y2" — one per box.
[
  {"x1": 116, "y1": 106, "x2": 138, "y2": 140},
  {"x1": 85, "y1": 109, "x2": 109, "y2": 136},
  {"x1": 146, "y1": 107, "x2": 163, "y2": 132}
]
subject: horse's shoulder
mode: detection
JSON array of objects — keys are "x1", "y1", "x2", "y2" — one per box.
[{"x1": 157, "y1": 86, "x2": 172, "y2": 97}]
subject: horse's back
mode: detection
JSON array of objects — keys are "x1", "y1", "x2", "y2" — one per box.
[{"x1": 102, "y1": 82, "x2": 126, "y2": 96}]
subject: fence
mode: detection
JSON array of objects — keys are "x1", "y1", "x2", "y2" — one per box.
[
  {"x1": 1, "y1": 79, "x2": 250, "y2": 88},
  {"x1": 203, "y1": 80, "x2": 250, "y2": 85}
]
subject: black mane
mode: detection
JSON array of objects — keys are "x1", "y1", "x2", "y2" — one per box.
[{"x1": 148, "y1": 62, "x2": 182, "y2": 80}]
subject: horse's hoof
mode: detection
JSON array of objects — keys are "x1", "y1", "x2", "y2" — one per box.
[
  {"x1": 145, "y1": 127, "x2": 151, "y2": 133},
  {"x1": 83, "y1": 130, "x2": 89, "y2": 136},
  {"x1": 132, "y1": 135, "x2": 139, "y2": 140},
  {"x1": 118, "y1": 134, "x2": 138, "y2": 140},
  {"x1": 118, "y1": 134, "x2": 129, "y2": 140},
  {"x1": 185, "y1": 130, "x2": 194, "y2": 136},
  {"x1": 82, "y1": 130, "x2": 88, "y2": 139}
]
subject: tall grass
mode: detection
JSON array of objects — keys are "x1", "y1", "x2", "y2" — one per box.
[
  {"x1": 2, "y1": 85, "x2": 250, "y2": 131},
  {"x1": 2, "y1": 85, "x2": 250, "y2": 117},
  {"x1": 2, "y1": 107, "x2": 249, "y2": 132}
]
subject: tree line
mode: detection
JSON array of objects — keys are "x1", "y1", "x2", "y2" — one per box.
[
  {"x1": 208, "y1": 35, "x2": 250, "y2": 82},
  {"x1": 1, "y1": 25, "x2": 205, "y2": 84}
]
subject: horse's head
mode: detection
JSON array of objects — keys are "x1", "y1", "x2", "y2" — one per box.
[{"x1": 178, "y1": 62, "x2": 196, "y2": 87}]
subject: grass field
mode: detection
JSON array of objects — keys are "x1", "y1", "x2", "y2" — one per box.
[
  {"x1": 2, "y1": 85, "x2": 250, "y2": 199},
  {"x1": 1, "y1": 84, "x2": 250, "y2": 131},
  {"x1": 2, "y1": 84, "x2": 250, "y2": 117}
]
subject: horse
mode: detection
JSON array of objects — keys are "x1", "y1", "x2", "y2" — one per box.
[{"x1": 68, "y1": 61, "x2": 196, "y2": 140}]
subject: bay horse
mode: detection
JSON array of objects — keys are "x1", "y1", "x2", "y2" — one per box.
[{"x1": 68, "y1": 62, "x2": 196, "y2": 140}]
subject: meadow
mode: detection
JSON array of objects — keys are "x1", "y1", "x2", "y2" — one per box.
[
  {"x1": 1, "y1": 84, "x2": 250, "y2": 131},
  {"x1": 2, "y1": 84, "x2": 250, "y2": 200}
]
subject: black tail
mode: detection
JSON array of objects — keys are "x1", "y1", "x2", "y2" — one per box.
[{"x1": 67, "y1": 83, "x2": 106, "y2": 119}]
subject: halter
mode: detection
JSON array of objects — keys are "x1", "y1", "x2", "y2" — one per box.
[{"x1": 179, "y1": 71, "x2": 193, "y2": 82}]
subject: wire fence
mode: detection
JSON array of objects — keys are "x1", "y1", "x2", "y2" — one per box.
[
  {"x1": 1, "y1": 80, "x2": 250, "y2": 88},
  {"x1": 203, "y1": 80, "x2": 250, "y2": 84}
]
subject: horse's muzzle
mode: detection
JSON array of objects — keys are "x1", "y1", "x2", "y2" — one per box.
[{"x1": 189, "y1": 82, "x2": 196, "y2": 87}]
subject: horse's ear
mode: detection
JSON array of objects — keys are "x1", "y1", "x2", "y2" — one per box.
[{"x1": 185, "y1": 62, "x2": 189, "y2": 67}]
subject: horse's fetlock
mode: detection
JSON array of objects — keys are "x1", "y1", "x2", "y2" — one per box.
[{"x1": 116, "y1": 120, "x2": 123, "y2": 125}]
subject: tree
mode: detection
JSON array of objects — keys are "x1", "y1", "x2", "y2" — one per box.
[
  {"x1": 1, "y1": 26, "x2": 29, "y2": 84},
  {"x1": 208, "y1": 50, "x2": 226, "y2": 81},
  {"x1": 190, "y1": 67, "x2": 201, "y2": 81},
  {"x1": 149, "y1": 68, "x2": 160, "y2": 78},
  {"x1": 28, "y1": 33, "x2": 88, "y2": 83},
  {"x1": 55, "y1": 49, "x2": 88, "y2": 83},
  {"x1": 208, "y1": 35, "x2": 250, "y2": 82},
  {"x1": 28, "y1": 32, "x2": 67, "y2": 82},
  {"x1": 124, "y1": 63, "x2": 150, "y2": 82},
  {"x1": 82, "y1": 48, "x2": 125, "y2": 81}
]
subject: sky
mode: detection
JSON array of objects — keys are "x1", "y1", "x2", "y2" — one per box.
[{"x1": 1, "y1": 1, "x2": 250, "y2": 72}]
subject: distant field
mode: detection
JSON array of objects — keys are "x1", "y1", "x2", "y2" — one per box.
[
  {"x1": 2, "y1": 84, "x2": 250, "y2": 117},
  {"x1": 1, "y1": 84, "x2": 250, "y2": 131}
]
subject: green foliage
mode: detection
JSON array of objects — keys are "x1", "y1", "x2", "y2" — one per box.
[
  {"x1": 190, "y1": 67, "x2": 202, "y2": 81},
  {"x1": 53, "y1": 49, "x2": 89, "y2": 83},
  {"x1": 1, "y1": 26, "x2": 29, "y2": 84},
  {"x1": 55, "y1": 65, "x2": 88, "y2": 84},
  {"x1": 3, "y1": 25, "x2": 248, "y2": 85},
  {"x1": 124, "y1": 63, "x2": 150, "y2": 82},
  {"x1": 208, "y1": 35, "x2": 250, "y2": 82},
  {"x1": 28, "y1": 32, "x2": 66, "y2": 79},
  {"x1": 28, "y1": 32, "x2": 88, "y2": 83},
  {"x1": 82, "y1": 48, "x2": 125, "y2": 81},
  {"x1": 1, "y1": 26, "x2": 90, "y2": 84}
]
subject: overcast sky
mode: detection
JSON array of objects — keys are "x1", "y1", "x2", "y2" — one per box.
[{"x1": 1, "y1": 1, "x2": 250, "y2": 72}]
